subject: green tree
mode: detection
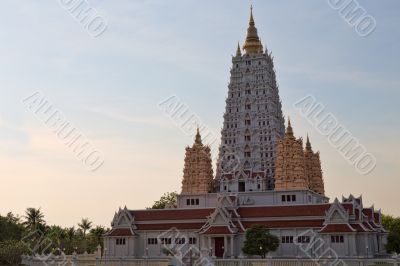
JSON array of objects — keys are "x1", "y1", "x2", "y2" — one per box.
[
  {"x1": 150, "y1": 192, "x2": 178, "y2": 209},
  {"x1": 78, "y1": 218, "x2": 92, "y2": 237},
  {"x1": 242, "y1": 224, "x2": 279, "y2": 258},
  {"x1": 87, "y1": 226, "x2": 107, "y2": 253},
  {"x1": 23, "y1": 208, "x2": 45, "y2": 231},
  {"x1": 0, "y1": 213, "x2": 25, "y2": 242},
  {"x1": 382, "y1": 214, "x2": 400, "y2": 254},
  {"x1": 0, "y1": 240, "x2": 29, "y2": 265}
]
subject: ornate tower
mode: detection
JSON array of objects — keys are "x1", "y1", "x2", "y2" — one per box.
[
  {"x1": 181, "y1": 129, "x2": 214, "y2": 194},
  {"x1": 216, "y1": 7, "x2": 285, "y2": 192},
  {"x1": 304, "y1": 136, "x2": 325, "y2": 195},
  {"x1": 274, "y1": 120, "x2": 309, "y2": 191}
]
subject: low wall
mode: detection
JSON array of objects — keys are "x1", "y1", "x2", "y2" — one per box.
[{"x1": 21, "y1": 255, "x2": 400, "y2": 266}]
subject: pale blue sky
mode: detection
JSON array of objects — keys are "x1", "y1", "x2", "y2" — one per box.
[{"x1": 0, "y1": 1, "x2": 399, "y2": 227}]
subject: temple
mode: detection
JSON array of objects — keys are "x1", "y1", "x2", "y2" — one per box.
[{"x1": 103, "y1": 7, "x2": 387, "y2": 260}]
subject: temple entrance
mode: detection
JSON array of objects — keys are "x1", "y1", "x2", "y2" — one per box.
[{"x1": 214, "y1": 237, "x2": 224, "y2": 258}]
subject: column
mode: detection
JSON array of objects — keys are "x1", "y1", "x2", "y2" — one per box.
[
  {"x1": 208, "y1": 236, "x2": 212, "y2": 256},
  {"x1": 230, "y1": 236, "x2": 234, "y2": 258},
  {"x1": 224, "y1": 236, "x2": 227, "y2": 258}
]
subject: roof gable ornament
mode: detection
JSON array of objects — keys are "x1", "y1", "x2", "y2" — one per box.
[
  {"x1": 324, "y1": 198, "x2": 350, "y2": 224},
  {"x1": 111, "y1": 206, "x2": 136, "y2": 229}
]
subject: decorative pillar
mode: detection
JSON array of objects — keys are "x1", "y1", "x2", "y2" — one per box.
[
  {"x1": 208, "y1": 237, "x2": 212, "y2": 256},
  {"x1": 230, "y1": 236, "x2": 234, "y2": 258},
  {"x1": 224, "y1": 236, "x2": 228, "y2": 258}
]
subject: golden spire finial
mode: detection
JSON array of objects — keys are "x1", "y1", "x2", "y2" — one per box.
[
  {"x1": 236, "y1": 41, "x2": 242, "y2": 57},
  {"x1": 286, "y1": 117, "x2": 295, "y2": 139},
  {"x1": 249, "y1": 5, "x2": 255, "y2": 26},
  {"x1": 243, "y1": 5, "x2": 262, "y2": 55}
]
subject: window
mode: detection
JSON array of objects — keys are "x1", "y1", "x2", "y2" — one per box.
[
  {"x1": 148, "y1": 238, "x2": 158, "y2": 245},
  {"x1": 189, "y1": 237, "x2": 197, "y2": 245},
  {"x1": 245, "y1": 135, "x2": 251, "y2": 141},
  {"x1": 245, "y1": 120, "x2": 251, "y2": 126},
  {"x1": 297, "y1": 236, "x2": 310, "y2": 243},
  {"x1": 281, "y1": 236, "x2": 293, "y2": 243},
  {"x1": 116, "y1": 238, "x2": 126, "y2": 245},
  {"x1": 239, "y1": 181, "x2": 246, "y2": 192},
  {"x1": 187, "y1": 198, "x2": 200, "y2": 206},
  {"x1": 244, "y1": 152, "x2": 251, "y2": 157},
  {"x1": 175, "y1": 238, "x2": 186, "y2": 244},
  {"x1": 161, "y1": 238, "x2": 172, "y2": 245},
  {"x1": 282, "y1": 194, "x2": 297, "y2": 202},
  {"x1": 331, "y1": 235, "x2": 344, "y2": 243},
  {"x1": 245, "y1": 104, "x2": 251, "y2": 110}
]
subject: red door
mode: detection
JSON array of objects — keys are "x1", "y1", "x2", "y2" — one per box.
[{"x1": 214, "y1": 237, "x2": 224, "y2": 258}]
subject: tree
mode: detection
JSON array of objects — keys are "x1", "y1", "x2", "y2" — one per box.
[
  {"x1": 87, "y1": 226, "x2": 107, "y2": 253},
  {"x1": 242, "y1": 224, "x2": 279, "y2": 258},
  {"x1": 0, "y1": 213, "x2": 25, "y2": 242},
  {"x1": 23, "y1": 208, "x2": 45, "y2": 231},
  {"x1": 0, "y1": 240, "x2": 29, "y2": 265},
  {"x1": 78, "y1": 218, "x2": 92, "y2": 236},
  {"x1": 382, "y1": 214, "x2": 400, "y2": 254},
  {"x1": 150, "y1": 192, "x2": 178, "y2": 209}
]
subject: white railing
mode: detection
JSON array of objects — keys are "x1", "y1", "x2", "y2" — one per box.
[{"x1": 21, "y1": 255, "x2": 400, "y2": 266}]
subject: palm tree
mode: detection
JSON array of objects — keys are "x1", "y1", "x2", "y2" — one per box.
[
  {"x1": 23, "y1": 208, "x2": 45, "y2": 231},
  {"x1": 78, "y1": 218, "x2": 92, "y2": 236}
]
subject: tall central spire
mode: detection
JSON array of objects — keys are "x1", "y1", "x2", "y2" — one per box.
[
  {"x1": 243, "y1": 6, "x2": 263, "y2": 54},
  {"x1": 216, "y1": 5, "x2": 285, "y2": 192}
]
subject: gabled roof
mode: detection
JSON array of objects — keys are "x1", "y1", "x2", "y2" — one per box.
[
  {"x1": 105, "y1": 228, "x2": 135, "y2": 236},
  {"x1": 319, "y1": 224, "x2": 356, "y2": 233},
  {"x1": 129, "y1": 208, "x2": 214, "y2": 221}
]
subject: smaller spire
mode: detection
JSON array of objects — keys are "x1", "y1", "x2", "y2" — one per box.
[
  {"x1": 286, "y1": 117, "x2": 295, "y2": 139},
  {"x1": 306, "y1": 134, "x2": 312, "y2": 151},
  {"x1": 236, "y1": 41, "x2": 242, "y2": 57},
  {"x1": 195, "y1": 127, "x2": 202, "y2": 145}
]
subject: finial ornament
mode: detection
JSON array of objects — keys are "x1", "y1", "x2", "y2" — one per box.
[
  {"x1": 195, "y1": 127, "x2": 202, "y2": 145},
  {"x1": 236, "y1": 41, "x2": 242, "y2": 57},
  {"x1": 243, "y1": 5, "x2": 262, "y2": 54},
  {"x1": 286, "y1": 117, "x2": 294, "y2": 139},
  {"x1": 306, "y1": 134, "x2": 312, "y2": 151}
]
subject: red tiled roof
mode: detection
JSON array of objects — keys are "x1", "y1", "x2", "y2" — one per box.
[
  {"x1": 238, "y1": 203, "x2": 354, "y2": 218},
  {"x1": 351, "y1": 223, "x2": 370, "y2": 232},
  {"x1": 362, "y1": 222, "x2": 375, "y2": 231},
  {"x1": 374, "y1": 212, "x2": 380, "y2": 223},
  {"x1": 320, "y1": 224, "x2": 355, "y2": 233},
  {"x1": 363, "y1": 208, "x2": 374, "y2": 220},
  {"x1": 130, "y1": 209, "x2": 214, "y2": 221},
  {"x1": 242, "y1": 220, "x2": 324, "y2": 229},
  {"x1": 136, "y1": 223, "x2": 204, "y2": 230},
  {"x1": 201, "y1": 226, "x2": 234, "y2": 235},
  {"x1": 106, "y1": 228, "x2": 135, "y2": 236},
  {"x1": 238, "y1": 205, "x2": 330, "y2": 218}
]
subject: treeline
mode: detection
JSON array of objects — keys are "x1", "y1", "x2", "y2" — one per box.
[
  {"x1": 0, "y1": 208, "x2": 108, "y2": 265},
  {"x1": 382, "y1": 214, "x2": 400, "y2": 254}
]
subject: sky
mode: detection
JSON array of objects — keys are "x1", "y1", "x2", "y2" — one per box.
[{"x1": 0, "y1": 0, "x2": 399, "y2": 228}]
